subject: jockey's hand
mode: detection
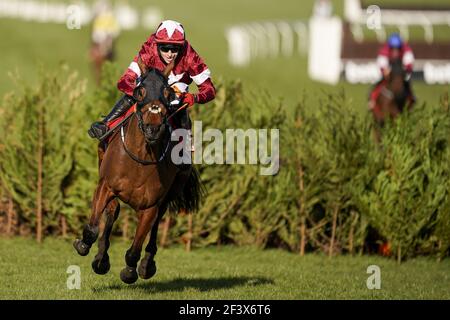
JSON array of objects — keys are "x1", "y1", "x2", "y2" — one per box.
[
  {"x1": 181, "y1": 93, "x2": 196, "y2": 108},
  {"x1": 382, "y1": 68, "x2": 391, "y2": 78},
  {"x1": 405, "y1": 73, "x2": 412, "y2": 81}
]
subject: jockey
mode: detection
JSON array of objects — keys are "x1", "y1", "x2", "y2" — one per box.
[
  {"x1": 369, "y1": 33, "x2": 416, "y2": 109},
  {"x1": 88, "y1": 19, "x2": 216, "y2": 139},
  {"x1": 91, "y1": 1, "x2": 120, "y2": 59}
]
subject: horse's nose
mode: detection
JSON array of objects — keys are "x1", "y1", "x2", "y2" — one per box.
[{"x1": 149, "y1": 105, "x2": 161, "y2": 114}]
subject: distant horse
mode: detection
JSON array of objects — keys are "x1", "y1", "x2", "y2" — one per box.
[
  {"x1": 74, "y1": 60, "x2": 204, "y2": 284},
  {"x1": 370, "y1": 58, "x2": 413, "y2": 142},
  {"x1": 89, "y1": 39, "x2": 115, "y2": 85}
]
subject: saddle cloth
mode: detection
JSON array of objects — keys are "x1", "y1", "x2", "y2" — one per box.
[{"x1": 369, "y1": 80, "x2": 387, "y2": 102}]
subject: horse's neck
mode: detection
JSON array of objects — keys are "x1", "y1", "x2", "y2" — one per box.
[{"x1": 389, "y1": 75, "x2": 404, "y2": 94}]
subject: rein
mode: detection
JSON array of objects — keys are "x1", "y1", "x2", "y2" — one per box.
[
  {"x1": 167, "y1": 102, "x2": 189, "y2": 122},
  {"x1": 98, "y1": 112, "x2": 134, "y2": 142}
]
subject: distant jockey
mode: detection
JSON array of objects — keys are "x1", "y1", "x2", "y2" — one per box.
[
  {"x1": 89, "y1": 0, "x2": 120, "y2": 84},
  {"x1": 88, "y1": 19, "x2": 216, "y2": 140},
  {"x1": 91, "y1": 0, "x2": 120, "y2": 59},
  {"x1": 369, "y1": 33, "x2": 416, "y2": 110}
]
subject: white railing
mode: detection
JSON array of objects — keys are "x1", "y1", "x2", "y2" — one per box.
[{"x1": 225, "y1": 20, "x2": 308, "y2": 67}]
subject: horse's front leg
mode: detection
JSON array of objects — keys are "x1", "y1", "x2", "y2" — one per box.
[
  {"x1": 91, "y1": 200, "x2": 120, "y2": 275},
  {"x1": 73, "y1": 179, "x2": 114, "y2": 256},
  {"x1": 120, "y1": 206, "x2": 159, "y2": 284},
  {"x1": 138, "y1": 201, "x2": 168, "y2": 280}
]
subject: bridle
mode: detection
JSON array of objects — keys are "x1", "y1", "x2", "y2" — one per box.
[
  {"x1": 120, "y1": 105, "x2": 173, "y2": 166},
  {"x1": 120, "y1": 70, "x2": 173, "y2": 165},
  {"x1": 119, "y1": 75, "x2": 190, "y2": 165}
]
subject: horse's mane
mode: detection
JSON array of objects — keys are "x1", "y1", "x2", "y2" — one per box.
[
  {"x1": 141, "y1": 68, "x2": 168, "y2": 84},
  {"x1": 390, "y1": 58, "x2": 404, "y2": 76}
]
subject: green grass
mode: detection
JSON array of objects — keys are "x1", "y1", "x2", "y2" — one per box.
[{"x1": 0, "y1": 238, "x2": 449, "y2": 299}]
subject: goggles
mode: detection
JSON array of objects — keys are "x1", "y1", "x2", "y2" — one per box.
[{"x1": 158, "y1": 44, "x2": 182, "y2": 53}]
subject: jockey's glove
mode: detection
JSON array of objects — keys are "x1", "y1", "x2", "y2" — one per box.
[
  {"x1": 405, "y1": 73, "x2": 412, "y2": 82},
  {"x1": 181, "y1": 93, "x2": 196, "y2": 108}
]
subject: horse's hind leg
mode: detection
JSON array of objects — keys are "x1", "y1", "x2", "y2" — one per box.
[
  {"x1": 92, "y1": 200, "x2": 120, "y2": 275},
  {"x1": 120, "y1": 206, "x2": 159, "y2": 284},
  {"x1": 74, "y1": 179, "x2": 114, "y2": 256},
  {"x1": 138, "y1": 201, "x2": 168, "y2": 280}
]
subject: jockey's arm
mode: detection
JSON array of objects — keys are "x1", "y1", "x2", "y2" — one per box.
[
  {"x1": 117, "y1": 55, "x2": 145, "y2": 96},
  {"x1": 376, "y1": 53, "x2": 390, "y2": 79},
  {"x1": 117, "y1": 37, "x2": 154, "y2": 96},
  {"x1": 402, "y1": 44, "x2": 414, "y2": 80},
  {"x1": 403, "y1": 57, "x2": 414, "y2": 81},
  {"x1": 188, "y1": 49, "x2": 216, "y2": 104},
  {"x1": 193, "y1": 78, "x2": 216, "y2": 104}
]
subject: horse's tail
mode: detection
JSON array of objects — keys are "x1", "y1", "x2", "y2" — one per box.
[{"x1": 168, "y1": 167, "x2": 206, "y2": 214}]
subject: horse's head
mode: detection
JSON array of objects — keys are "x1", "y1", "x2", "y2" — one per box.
[
  {"x1": 386, "y1": 58, "x2": 405, "y2": 88},
  {"x1": 132, "y1": 61, "x2": 177, "y2": 146}
]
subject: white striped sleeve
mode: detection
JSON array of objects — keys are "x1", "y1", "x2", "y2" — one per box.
[
  {"x1": 191, "y1": 68, "x2": 211, "y2": 85},
  {"x1": 403, "y1": 51, "x2": 414, "y2": 66},
  {"x1": 128, "y1": 61, "x2": 141, "y2": 77},
  {"x1": 377, "y1": 55, "x2": 389, "y2": 69}
]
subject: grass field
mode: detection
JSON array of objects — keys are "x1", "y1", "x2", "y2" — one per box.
[{"x1": 0, "y1": 238, "x2": 449, "y2": 300}]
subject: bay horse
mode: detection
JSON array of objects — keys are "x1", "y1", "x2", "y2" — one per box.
[
  {"x1": 90, "y1": 39, "x2": 115, "y2": 85},
  {"x1": 370, "y1": 58, "x2": 413, "y2": 142},
  {"x1": 74, "y1": 60, "x2": 204, "y2": 284}
]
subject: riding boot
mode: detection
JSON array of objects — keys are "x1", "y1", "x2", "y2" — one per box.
[{"x1": 88, "y1": 95, "x2": 136, "y2": 139}]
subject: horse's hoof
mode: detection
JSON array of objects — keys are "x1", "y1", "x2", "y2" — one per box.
[
  {"x1": 120, "y1": 266, "x2": 138, "y2": 284},
  {"x1": 92, "y1": 254, "x2": 110, "y2": 275},
  {"x1": 73, "y1": 239, "x2": 90, "y2": 256},
  {"x1": 138, "y1": 259, "x2": 157, "y2": 280}
]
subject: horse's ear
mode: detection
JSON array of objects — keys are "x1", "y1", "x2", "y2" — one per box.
[
  {"x1": 133, "y1": 85, "x2": 147, "y2": 102},
  {"x1": 163, "y1": 87, "x2": 174, "y2": 100},
  {"x1": 162, "y1": 59, "x2": 175, "y2": 78}
]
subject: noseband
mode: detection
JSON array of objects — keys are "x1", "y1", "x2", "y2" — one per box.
[{"x1": 121, "y1": 89, "x2": 173, "y2": 165}]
